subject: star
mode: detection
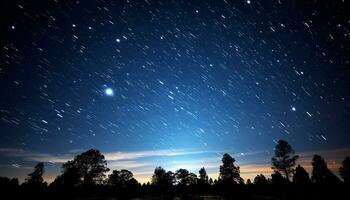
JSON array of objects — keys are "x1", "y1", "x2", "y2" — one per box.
[
  {"x1": 1, "y1": 0, "x2": 348, "y2": 186},
  {"x1": 105, "y1": 88, "x2": 114, "y2": 96},
  {"x1": 291, "y1": 106, "x2": 296, "y2": 112}
]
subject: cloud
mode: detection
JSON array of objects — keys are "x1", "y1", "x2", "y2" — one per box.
[
  {"x1": 108, "y1": 160, "x2": 148, "y2": 169},
  {"x1": 104, "y1": 149, "x2": 213, "y2": 161},
  {"x1": 0, "y1": 148, "x2": 216, "y2": 164},
  {"x1": 0, "y1": 148, "x2": 73, "y2": 163}
]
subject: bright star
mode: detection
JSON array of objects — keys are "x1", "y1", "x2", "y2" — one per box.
[
  {"x1": 291, "y1": 106, "x2": 296, "y2": 111},
  {"x1": 105, "y1": 88, "x2": 114, "y2": 96},
  {"x1": 246, "y1": 0, "x2": 251, "y2": 4}
]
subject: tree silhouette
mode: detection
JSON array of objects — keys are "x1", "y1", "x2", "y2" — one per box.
[
  {"x1": 271, "y1": 171, "x2": 289, "y2": 184},
  {"x1": 271, "y1": 140, "x2": 298, "y2": 181},
  {"x1": 339, "y1": 156, "x2": 350, "y2": 184},
  {"x1": 1, "y1": 147, "x2": 350, "y2": 198},
  {"x1": 246, "y1": 179, "x2": 252, "y2": 185},
  {"x1": 108, "y1": 169, "x2": 135, "y2": 186},
  {"x1": 62, "y1": 149, "x2": 109, "y2": 185},
  {"x1": 151, "y1": 167, "x2": 174, "y2": 187},
  {"x1": 198, "y1": 167, "x2": 209, "y2": 184},
  {"x1": 175, "y1": 168, "x2": 197, "y2": 186},
  {"x1": 219, "y1": 153, "x2": 241, "y2": 184},
  {"x1": 208, "y1": 177, "x2": 213, "y2": 185},
  {"x1": 52, "y1": 165, "x2": 81, "y2": 187},
  {"x1": 25, "y1": 162, "x2": 45, "y2": 185},
  {"x1": 253, "y1": 174, "x2": 269, "y2": 185},
  {"x1": 0, "y1": 177, "x2": 18, "y2": 189},
  {"x1": 293, "y1": 165, "x2": 310, "y2": 184},
  {"x1": 311, "y1": 154, "x2": 342, "y2": 184}
]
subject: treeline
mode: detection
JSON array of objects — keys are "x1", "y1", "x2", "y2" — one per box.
[{"x1": 1, "y1": 140, "x2": 349, "y2": 199}]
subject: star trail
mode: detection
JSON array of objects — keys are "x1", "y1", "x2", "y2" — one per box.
[{"x1": 0, "y1": 0, "x2": 349, "y2": 182}]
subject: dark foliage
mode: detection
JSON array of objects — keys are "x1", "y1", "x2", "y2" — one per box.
[
  {"x1": 253, "y1": 174, "x2": 269, "y2": 185},
  {"x1": 271, "y1": 140, "x2": 299, "y2": 181},
  {"x1": 339, "y1": 156, "x2": 350, "y2": 184},
  {"x1": 25, "y1": 162, "x2": 45, "y2": 185},
  {"x1": 198, "y1": 167, "x2": 209, "y2": 184},
  {"x1": 1, "y1": 141, "x2": 348, "y2": 199},
  {"x1": 0, "y1": 176, "x2": 18, "y2": 191},
  {"x1": 311, "y1": 154, "x2": 342, "y2": 184},
  {"x1": 175, "y1": 168, "x2": 197, "y2": 186},
  {"x1": 51, "y1": 165, "x2": 81, "y2": 188},
  {"x1": 108, "y1": 169, "x2": 135, "y2": 186},
  {"x1": 62, "y1": 149, "x2": 109, "y2": 185},
  {"x1": 219, "y1": 153, "x2": 241, "y2": 184},
  {"x1": 293, "y1": 165, "x2": 311, "y2": 184},
  {"x1": 150, "y1": 166, "x2": 175, "y2": 196},
  {"x1": 271, "y1": 171, "x2": 289, "y2": 184},
  {"x1": 151, "y1": 166, "x2": 175, "y2": 187}
]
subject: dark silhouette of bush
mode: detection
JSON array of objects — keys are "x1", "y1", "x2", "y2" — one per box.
[
  {"x1": 51, "y1": 165, "x2": 81, "y2": 188},
  {"x1": 311, "y1": 154, "x2": 342, "y2": 184},
  {"x1": 151, "y1": 166, "x2": 175, "y2": 196},
  {"x1": 106, "y1": 169, "x2": 139, "y2": 198},
  {"x1": 175, "y1": 168, "x2": 197, "y2": 186},
  {"x1": 198, "y1": 167, "x2": 209, "y2": 184},
  {"x1": 339, "y1": 156, "x2": 350, "y2": 184},
  {"x1": 196, "y1": 167, "x2": 211, "y2": 195},
  {"x1": 25, "y1": 162, "x2": 45, "y2": 185},
  {"x1": 293, "y1": 165, "x2": 311, "y2": 184},
  {"x1": 107, "y1": 169, "x2": 136, "y2": 187},
  {"x1": 253, "y1": 174, "x2": 269, "y2": 185},
  {"x1": 271, "y1": 171, "x2": 289, "y2": 184},
  {"x1": 0, "y1": 176, "x2": 18, "y2": 192},
  {"x1": 174, "y1": 168, "x2": 197, "y2": 198},
  {"x1": 271, "y1": 140, "x2": 299, "y2": 181},
  {"x1": 151, "y1": 166, "x2": 174, "y2": 187},
  {"x1": 62, "y1": 149, "x2": 109, "y2": 185},
  {"x1": 246, "y1": 178, "x2": 252, "y2": 185},
  {"x1": 19, "y1": 162, "x2": 48, "y2": 199},
  {"x1": 208, "y1": 177, "x2": 214, "y2": 185}
]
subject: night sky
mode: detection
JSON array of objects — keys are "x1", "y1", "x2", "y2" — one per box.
[{"x1": 1, "y1": 0, "x2": 350, "y2": 183}]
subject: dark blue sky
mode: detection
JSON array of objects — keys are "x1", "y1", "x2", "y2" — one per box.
[{"x1": 0, "y1": 0, "x2": 349, "y2": 182}]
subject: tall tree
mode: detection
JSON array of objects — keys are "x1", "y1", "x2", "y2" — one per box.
[
  {"x1": 208, "y1": 178, "x2": 214, "y2": 185},
  {"x1": 253, "y1": 174, "x2": 269, "y2": 185},
  {"x1": 151, "y1": 167, "x2": 174, "y2": 187},
  {"x1": 271, "y1": 171, "x2": 289, "y2": 184},
  {"x1": 63, "y1": 149, "x2": 109, "y2": 185},
  {"x1": 271, "y1": 140, "x2": 298, "y2": 181},
  {"x1": 175, "y1": 168, "x2": 197, "y2": 186},
  {"x1": 52, "y1": 165, "x2": 81, "y2": 187},
  {"x1": 0, "y1": 177, "x2": 19, "y2": 189},
  {"x1": 108, "y1": 169, "x2": 135, "y2": 186},
  {"x1": 219, "y1": 153, "x2": 241, "y2": 183},
  {"x1": 246, "y1": 179, "x2": 252, "y2": 185},
  {"x1": 26, "y1": 162, "x2": 45, "y2": 184},
  {"x1": 198, "y1": 167, "x2": 209, "y2": 184},
  {"x1": 339, "y1": 156, "x2": 350, "y2": 184},
  {"x1": 293, "y1": 165, "x2": 310, "y2": 184},
  {"x1": 311, "y1": 154, "x2": 342, "y2": 184}
]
